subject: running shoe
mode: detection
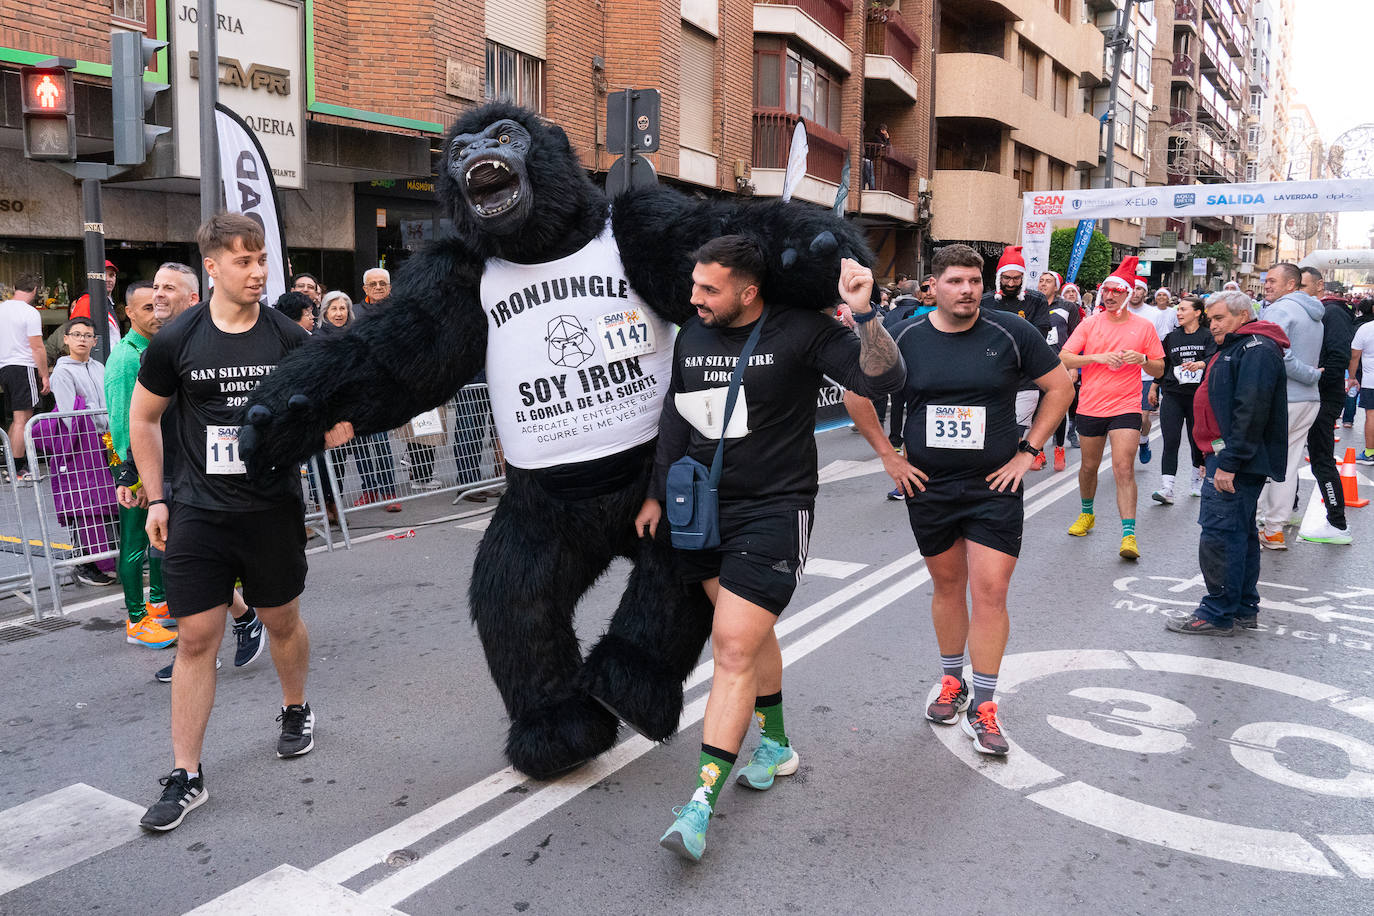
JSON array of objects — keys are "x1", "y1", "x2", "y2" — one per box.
[
  {"x1": 961, "y1": 701, "x2": 1009, "y2": 756},
  {"x1": 232, "y1": 611, "x2": 266, "y2": 667},
  {"x1": 1030, "y1": 453, "x2": 1047, "y2": 471},
  {"x1": 1190, "y1": 467, "x2": 1204, "y2": 497},
  {"x1": 1119, "y1": 535, "x2": 1140, "y2": 560},
  {"x1": 735, "y1": 736, "x2": 798, "y2": 790},
  {"x1": 1151, "y1": 487, "x2": 1174, "y2": 505},
  {"x1": 924, "y1": 674, "x2": 970, "y2": 724},
  {"x1": 140, "y1": 768, "x2": 207, "y2": 831},
  {"x1": 1165, "y1": 614, "x2": 1234, "y2": 637},
  {"x1": 146, "y1": 600, "x2": 174, "y2": 627},
  {"x1": 75, "y1": 564, "x2": 117, "y2": 587},
  {"x1": 658, "y1": 800, "x2": 711, "y2": 862},
  {"x1": 352, "y1": 492, "x2": 377, "y2": 508},
  {"x1": 1259, "y1": 530, "x2": 1287, "y2": 550},
  {"x1": 127, "y1": 616, "x2": 177, "y2": 649},
  {"x1": 1067, "y1": 428, "x2": 1080, "y2": 449},
  {"x1": 1343, "y1": 421, "x2": 1355, "y2": 429},
  {"x1": 886, "y1": 487, "x2": 904, "y2": 501},
  {"x1": 1067, "y1": 512, "x2": 1096, "y2": 536},
  {"x1": 1053, "y1": 446, "x2": 1066, "y2": 472},
  {"x1": 1233, "y1": 614, "x2": 1260, "y2": 629},
  {"x1": 1298, "y1": 521, "x2": 1353, "y2": 545},
  {"x1": 410, "y1": 478, "x2": 443, "y2": 491},
  {"x1": 1358, "y1": 449, "x2": 1374, "y2": 466},
  {"x1": 276, "y1": 703, "x2": 315, "y2": 758},
  {"x1": 1138, "y1": 442, "x2": 1152, "y2": 465},
  {"x1": 383, "y1": 501, "x2": 402, "y2": 513},
  {"x1": 155, "y1": 656, "x2": 220, "y2": 683}
]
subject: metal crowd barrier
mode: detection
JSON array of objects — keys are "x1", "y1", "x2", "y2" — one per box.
[
  {"x1": 0, "y1": 429, "x2": 40, "y2": 620},
  {"x1": 6, "y1": 386, "x2": 504, "y2": 619}
]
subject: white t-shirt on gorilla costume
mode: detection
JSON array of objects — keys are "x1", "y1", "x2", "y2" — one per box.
[{"x1": 481, "y1": 222, "x2": 676, "y2": 469}]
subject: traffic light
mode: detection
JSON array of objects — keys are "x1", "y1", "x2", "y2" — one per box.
[
  {"x1": 20, "y1": 64, "x2": 76, "y2": 161},
  {"x1": 111, "y1": 30, "x2": 169, "y2": 166}
]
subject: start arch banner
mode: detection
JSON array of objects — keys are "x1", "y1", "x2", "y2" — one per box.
[{"x1": 1019, "y1": 178, "x2": 1374, "y2": 284}]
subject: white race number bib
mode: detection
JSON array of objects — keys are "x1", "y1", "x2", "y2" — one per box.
[
  {"x1": 205, "y1": 426, "x2": 245, "y2": 475},
  {"x1": 596, "y1": 309, "x2": 656, "y2": 359},
  {"x1": 1173, "y1": 365, "x2": 1203, "y2": 385},
  {"x1": 926, "y1": 405, "x2": 986, "y2": 450}
]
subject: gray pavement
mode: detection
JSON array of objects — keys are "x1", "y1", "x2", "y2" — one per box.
[{"x1": 2, "y1": 423, "x2": 1373, "y2": 915}]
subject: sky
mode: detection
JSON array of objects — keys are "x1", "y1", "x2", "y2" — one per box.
[{"x1": 1289, "y1": 0, "x2": 1374, "y2": 246}]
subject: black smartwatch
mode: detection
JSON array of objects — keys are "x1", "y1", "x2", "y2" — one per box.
[
  {"x1": 1017, "y1": 440, "x2": 1043, "y2": 458},
  {"x1": 852, "y1": 306, "x2": 881, "y2": 324}
]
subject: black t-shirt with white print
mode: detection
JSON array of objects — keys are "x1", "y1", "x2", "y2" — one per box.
[
  {"x1": 893, "y1": 308, "x2": 1061, "y2": 482},
  {"x1": 1158, "y1": 325, "x2": 1216, "y2": 394},
  {"x1": 138, "y1": 302, "x2": 309, "y2": 511},
  {"x1": 652, "y1": 308, "x2": 904, "y2": 520}
]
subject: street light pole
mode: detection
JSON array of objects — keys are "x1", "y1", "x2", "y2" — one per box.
[
  {"x1": 1099, "y1": 0, "x2": 1137, "y2": 235},
  {"x1": 197, "y1": 0, "x2": 220, "y2": 221}
]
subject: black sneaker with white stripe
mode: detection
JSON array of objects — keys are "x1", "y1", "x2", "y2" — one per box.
[
  {"x1": 276, "y1": 703, "x2": 315, "y2": 758},
  {"x1": 140, "y1": 768, "x2": 207, "y2": 831},
  {"x1": 232, "y1": 609, "x2": 265, "y2": 668}
]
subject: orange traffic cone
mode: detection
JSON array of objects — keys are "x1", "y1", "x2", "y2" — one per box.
[{"x1": 1340, "y1": 448, "x2": 1369, "y2": 508}]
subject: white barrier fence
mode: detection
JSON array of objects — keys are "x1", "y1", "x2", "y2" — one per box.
[{"x1": 9, "y1": 384, "x2": 503, "y2": 620}]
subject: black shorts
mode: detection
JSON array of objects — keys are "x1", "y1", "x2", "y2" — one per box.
[
  {"x1": 906, "y1": 478, "x2": 1023, "y2": 558},
  {"x1": 1073, "y1": 411, "x2": 1143, "y2": 438},
  {"x1": 0, "y1": 365, "x2": 39, "y2": 411},
  {"x1": 676, "y1": 508, "x2": 812, "y2": 615},
  {"x1": 164, "y1": 501, "x2": 307, "y2": 617}
]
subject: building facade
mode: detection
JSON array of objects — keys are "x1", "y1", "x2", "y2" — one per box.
[{"x1": 1, "y1": 0, "x2": 934, "y2": 311}]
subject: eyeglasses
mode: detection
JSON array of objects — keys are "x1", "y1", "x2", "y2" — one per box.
[
  {"x1": 364, "y1": 280, "x2": 389, "y2": 287},
  {"x1": 65, "y1": 333, "x2": 96, "y2": 340},
  {"x1": 919, "y1": 284, "x2": 930, "y2": 292}
]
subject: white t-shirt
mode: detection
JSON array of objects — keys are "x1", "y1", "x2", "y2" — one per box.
[
  {"x1": 480, "y1": 223, "x2": 675, "y2": 469},
  {"x1": 0, "y1": 299, "x2": 41, "y2": 368},
  {"x1": 1353, "y1": 321, "x2": 1374, "y2": 389}
]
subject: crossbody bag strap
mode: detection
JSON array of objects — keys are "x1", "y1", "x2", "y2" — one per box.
[{"x1": 707, "y1": 305, "x2": 768, "y2": 486}]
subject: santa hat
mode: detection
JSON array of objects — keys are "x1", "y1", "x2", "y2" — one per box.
[
  {"x1": 1133, "y1": 277, "x2": 1148, "y2": 291},
  {"x1": 1062, "y1": 282, "x2": 1080, "y2": 298},
  {"x1": 1100, "y1": 257, "x2": 1141, "y2": 292},
  {"x1": 1156, "y1": 286, "x2": 1171, "y2": 298},
  {"x1": 1044, "y1": 270, "x2": 1063, "y2": 289},
  {"x1": 994, "y1": 246, "x2": 1027, "y2": 300}
]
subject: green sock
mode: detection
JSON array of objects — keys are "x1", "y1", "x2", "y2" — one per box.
[
  {"x1": 128, "y1": 608, "x2": 146, "y2": 624},
  {"x1": 754, "y1": 692, "x2": 788, "y2": 747},
  {"x1": 1122, "y1": 518, "x2": 1136, "y2": 537},
  {"x1": 693, "y1": 744, "x2": 737, "y2": 813},
  {"x1": 1081, "y1": 498, "x2": 1094, "y2": 515}
]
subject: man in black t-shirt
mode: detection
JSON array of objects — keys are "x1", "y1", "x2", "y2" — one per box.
[
  {"x1": 132, "y1": 213, "x2": 350, "y2": 832},
  {"x1": 847, "y1": 243, "x2": 1073, "y2": 756},
  {"x1": 639, "y1": 236, "x2": 904, "y2": 862}
]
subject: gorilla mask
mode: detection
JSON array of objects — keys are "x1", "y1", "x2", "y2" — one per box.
[{"x1": 448, "y1": 118, "x2": 532, "y2": 233}]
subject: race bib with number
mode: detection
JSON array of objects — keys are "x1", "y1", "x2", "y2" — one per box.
[
  {"x1": 1173, "y1": 365, "x2": 1203, "y2": 385},
  {"x1": 596, "y1": 309, "x2": 656, "y2": 359},
  {"x1": 926, "y1": 405, "x2": 986, "y2": 450},
  {"x1": 205, "y1": 425, "x2": 245, "y2": 475}
]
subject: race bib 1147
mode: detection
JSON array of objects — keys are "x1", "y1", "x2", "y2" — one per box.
[{"x1": 205, "y1": 425, "x2": 245, "y2": 475}]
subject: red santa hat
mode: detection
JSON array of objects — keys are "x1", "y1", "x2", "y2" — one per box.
[
  {"x1": 1062, "y1": 282, "x2": 1080, "y2": 297},
  {"x1": 1044, "y1": 270, "x2": 1063, "y2": 289},
  {"x1": 1100, "y1": 256, "x2": 1141, "y2": 292},
  {"x1": 1133, "y1": 277, "x2": 1148, "y2": 291},
  {"x1": 994, "y1": 246, "x2": 1027, "y2": 300}
]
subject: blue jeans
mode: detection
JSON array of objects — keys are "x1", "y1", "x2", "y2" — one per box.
[
  {"x1": 1343, "y1": 390, "x2": 1358, "y2": 425},
  {"x1": 357, "y1": 432, "x2": 397, "y2": 497},
  {"x1": 1194, "y1": 454, "x2": 1265, "y2": 626}
]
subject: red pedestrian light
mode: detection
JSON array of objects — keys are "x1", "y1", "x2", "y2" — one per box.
[
  {"x1": 20, "y1": 65, "x2": 76, "y2": 160},
  {"x1": 22, "y1": 69, "x2": 72, "y2": 113}
]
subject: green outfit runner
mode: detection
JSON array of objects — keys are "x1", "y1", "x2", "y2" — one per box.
[{"x1": 105, "y1": 330, "x2": 166, "y2": 624}]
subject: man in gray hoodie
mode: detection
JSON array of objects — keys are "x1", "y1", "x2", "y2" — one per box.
[{"x1": 1256, "y1": 262, "x2": 1324, "y2": 548}]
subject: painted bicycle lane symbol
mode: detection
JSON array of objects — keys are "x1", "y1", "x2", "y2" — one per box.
[
  {"x1": 929, "y1": 650, "x2": 1374, "y2": 877},
  {"x1": 1111, "y1": 576, "x2": 1374, "y2": 652}
]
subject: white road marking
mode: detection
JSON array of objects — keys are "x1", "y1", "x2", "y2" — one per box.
[
  {"x1": 927, "y1": 717, "x2": 1063, "y2": 791},
  {"x1": 457, "y1": 517, "x2": 490, "y2": 532},
  {"x1": 1317, "y1": 835, "x2": 1374, "y2": 879},
  {"x1": 816, "y1": 457, "x2": 885, "y2": 484},
  {"x1": 185, "y1": 865, "x2": 406, "y2": 915},
  {"x1": 803, "y1": 558, "x2": 868, "y2": 579},
  {"x1": 0, "y1": 784, "x2": 143, "y2": 896},
  {"x1": 1126, "y1": 652, "x2": 1348, "y2": 702},
  {"x1": 1027, "y1": 782, "x2": 1340, "y2": 877},
  {"x1": 1227, "y1": 722, "x2": 1374, "y2": 798}
]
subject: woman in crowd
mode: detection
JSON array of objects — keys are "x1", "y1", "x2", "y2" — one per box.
[{"x1": 1150, "y1": 294, "x2": 1214, "y2": 503}]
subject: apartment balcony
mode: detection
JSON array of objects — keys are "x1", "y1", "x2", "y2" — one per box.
[
  {"x1": 864, "y1": 8, "x2": 919, "y2": 105},
  {"x1": 1174, "y1": 0, "x2": 1199, "y2": 28},
  {"x1": 1171, "y1": 53, "x2": 1196, "y2": 81},
  {"x1": 751, "y1": 110, "x2": 849, "y2": 206},
  {"x1": 935, "y1": 53, "x2": 1021, "y2": 129},
  {"x1": 930, "y1": 169, "x2": 1022, "y2": 245},
  {"x1": 860, "y1": 141, "x2": 919, "y2": 223},
  {"x1": 754, "y1": 2, "x2": 853, "y2": 74},
  {"x1": 1169, "y1": 106, "x2": 1194, "y2": 127}
]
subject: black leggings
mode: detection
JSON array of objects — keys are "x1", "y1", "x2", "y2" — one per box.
[
  {"x1": 1054, "y1": 384, "x2": 1081, "y2": 446},
  {"x1": 1159, "y1": 387, "x2": 1204, "y2": 476}
]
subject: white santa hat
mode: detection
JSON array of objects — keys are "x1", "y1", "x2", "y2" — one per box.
[
  {"x1": 994, "y1": 246, "x2": 1027, "y2": 300},
  {"x1": 1100, "y1": 257, "x2": 1141, "y2": 292},
  {"x1": 1155, "y1": 286, "x2": 1171, "y2": 297}
]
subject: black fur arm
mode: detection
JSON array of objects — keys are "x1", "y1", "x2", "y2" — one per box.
[
  {"x1": 611, "y1": 189, "x2": 874, "y2": 324},
  {"x1": 240, "y1": 242, "x2": 487, "y2": 477}
]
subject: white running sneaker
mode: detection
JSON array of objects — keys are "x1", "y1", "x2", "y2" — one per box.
[
  {"x1": 1298, "y1": 520, "x2": 1353, "y2": 546},
  {"x1": 1190, "y1": 467, "x2": 1204, "y2": 497}
]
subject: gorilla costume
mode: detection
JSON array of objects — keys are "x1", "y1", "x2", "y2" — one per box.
[{"x1": 241, "y1": 102, "x2": 870, "y2": 779}]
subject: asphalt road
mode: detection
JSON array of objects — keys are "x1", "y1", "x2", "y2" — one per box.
[{"x1": 2, "y1": 422, "x2": 1373, "y2": 915}]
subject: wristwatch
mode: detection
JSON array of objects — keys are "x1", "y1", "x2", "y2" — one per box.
[
  {"x1": 1017, "y1": 440, "x2": 1043, "y2": 458},
  {"x1": 851, "y1": 306, "x2": 881, "y2": 324}
]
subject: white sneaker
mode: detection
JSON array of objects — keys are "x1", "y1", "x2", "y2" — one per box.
[
  {"x1": 1298, "y1": 520, "x2": 1353, "y2": 546},
  {"x1": 1190, "y1": 468, "x2": 1204, "y2": 497},
  {"x1": 1151, "y1": 487, "x2": 1174, "y2": 505}
]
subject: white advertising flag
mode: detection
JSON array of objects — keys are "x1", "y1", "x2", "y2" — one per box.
[
  {"x1": 215, "y1": 103, "x2": 289, "y2": 306},
  {"x1": 781, "y1": 119, "x2": 809, "y2": 203}
]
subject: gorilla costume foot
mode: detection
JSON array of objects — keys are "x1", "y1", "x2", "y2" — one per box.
[
  {"x1": 506, "y1": 693, "x2": 621, "y2": 780},
  {"x1": 581, "y1": 635, "x2": 688, "y2": 742}
]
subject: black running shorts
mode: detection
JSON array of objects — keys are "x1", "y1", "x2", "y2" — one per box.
[
  {"x1": 0, "y1": 365, "x2": 40, "y2": 412},
  {"x1": 1073, "y1": 411, "x2": 1143, "y2": 438},
  {"x1": 905, "y1": 478, "x2": 1023, "y2": 559},
  {"x1": 676, "y1": 508, "x2": 813, "y2": 615},
  {"x1": 164, "y1": 501, "x2": 307, "y2": 617}
]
